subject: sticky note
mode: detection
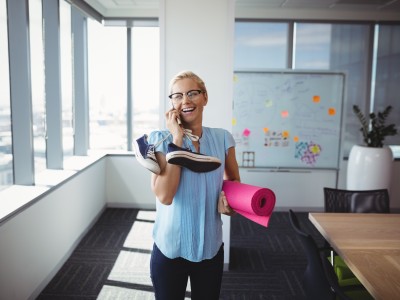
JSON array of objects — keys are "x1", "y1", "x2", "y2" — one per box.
[
  {"x1": 243, "y1": 128, "x2": 251, "y2": 137},
  {"x1": 232, "y1": 118, "x2": 237, "y2": 126},
  {"x1": 294, "y1": 136, "x2": 299, "y2": 142},
  {"x1": 282, "y1": 131, "x2": 289, "y2": 138},
  {"x1": 328, "y1": 107, "x2": 336, "y2": 116},
  {"x1": 265, "y1": 99, "x2": 273, "y2": 108},
  {"x1": 281, "y1": 110, "x2": 289, "y2": 118},
  {"x1": 313, "y1": 95, "x2": 321, "y2": 103},
  {"x1": 310, "y1": 144, "x2": 321, "y2": 154},
  {"x1": 263, "y1": 127, "x2": 269, "y2": 133}
]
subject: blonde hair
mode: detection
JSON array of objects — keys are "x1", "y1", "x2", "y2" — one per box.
[{"x1": 169, "y1": 70, "x2": 207, "y2": 94}]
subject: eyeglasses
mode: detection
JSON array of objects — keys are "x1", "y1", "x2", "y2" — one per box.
[{"x1": 168, "y1": 90, "x2": 204, "y2": 103}]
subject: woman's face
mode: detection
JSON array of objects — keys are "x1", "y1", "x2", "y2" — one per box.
[{"x1": 170, "y1": 78, "x2": 207, "y2": 124}]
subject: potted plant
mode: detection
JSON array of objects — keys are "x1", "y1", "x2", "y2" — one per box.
[
  {"x1": 347, "y1": 105, "x2": 398, "y2": 190},
  {"x1": 352, "y1": 105, "x2": 397, "y2": 147}
]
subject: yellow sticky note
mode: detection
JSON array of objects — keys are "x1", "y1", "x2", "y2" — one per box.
[
  {"x1": 282, "y1": 131, "x2": 289, "y2": 138},
  {"x1": 265, "y1": 99, "x2": 273, "y2": 108},
  {"x1": 310, "y1": 144, "x2": 321, "y2": 154}
]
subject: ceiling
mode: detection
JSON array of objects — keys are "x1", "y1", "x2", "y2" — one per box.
[{"x1": 80, "y1": 0, "x2": 400, "y2": 19}]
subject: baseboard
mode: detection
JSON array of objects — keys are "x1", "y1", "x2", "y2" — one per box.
[
  {"x1": 107, "y1": 202, "x2": 156, "y2": 210},
  {"x1": 273, "y1": 206, "x2": 324, "y2": 212}
]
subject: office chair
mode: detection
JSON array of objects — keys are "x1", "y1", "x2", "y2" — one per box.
[
  {"x1": 324, "y1": 187, "x2": 390, "y2": 213},
  {"x1": 349, "y1": 189, "x2": 390, "y2": 213},
  {"x1": 323, "y1": 187, "x2": 390, "y2": 287},
  {"x1": 288, "y1": 209, "x2": 373, "y2": 300}
]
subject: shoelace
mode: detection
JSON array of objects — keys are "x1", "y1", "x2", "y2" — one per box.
[
  {"x1": 153, "y1": 128, "x2": 199, "y2": 149},
  {"x1": 182, "y1": 128, "x2": 199, "y2": 142}
]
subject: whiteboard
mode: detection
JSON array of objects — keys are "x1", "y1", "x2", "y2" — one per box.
[{"x1": 232, "y1": 70, "x2": 345, "y2": 169}]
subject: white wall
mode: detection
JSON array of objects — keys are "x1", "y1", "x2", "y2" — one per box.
[
  {"x1": 106, "y1": 156, "x2": 155, "y2": 209},
  {"x1": 0, "y1": 160, "x2": 107, "y2": 300},
  {"x1": 160, "y1": 0, "x2": 235, "y2": 129},
  {"x1": 160, "y1": 0, "x2": 235, "y2": 268}
]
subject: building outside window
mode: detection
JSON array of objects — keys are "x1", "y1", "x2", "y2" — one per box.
[
  {"x1": 234, "y1": 22, "x2": 289, "y2": 69},
  {"x1": 88, "y1": 20, "x2": 127, "y2": 150},
  {"x1": 131, "y1": 26, "x2": 160, "y2": 139},
  {"x1": 373, "y1": 24, "x2": 400, "y2": 149}
]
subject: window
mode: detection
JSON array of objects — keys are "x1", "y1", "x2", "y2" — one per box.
[
  {"x1": 60, "y1": 1, "x2": 74, "y2": 158},
  {"x1": 234, "y1": 22, "x2": 289, "y2": 69},
  {"x1": 373, "y1": 24, "x2": 400, "y2": 146},
  {"x1": 29, "y1": 0, "x2": 47, "y2": 174},
  {"x1": 0, "y1": 0, "x2": 12, "y2": 190},
  {"x1": 88, "y1": 21, "x2": 160, "y2": 150},
  {"x1": 131, "y1": 27, "x2": 160, "y2": 139},
  {"x1": 88, "y1": 20, "x2": 127, "y2": 150},
  {"x1": 294, "y1": 23, "x2": 331, "y2": 69}
]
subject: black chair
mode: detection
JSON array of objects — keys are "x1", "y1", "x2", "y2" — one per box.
[
  {"x1": 350, "y1": 190, "x2": 390, "y2": 213},
  {"x1": 324, "y1": 187, "x2": 390, "y2": 213},
  {"x1": 288, "y1": 209, "x2": 373, "y2": 300}
]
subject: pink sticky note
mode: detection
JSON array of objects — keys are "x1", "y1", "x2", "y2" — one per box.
[{"x1": 243, "y1": 128, "x2": 251, "y2": 137}]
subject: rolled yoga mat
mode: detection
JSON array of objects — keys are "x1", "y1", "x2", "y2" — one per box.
[{"x1": 222, "y1": 180, "x2": 276, "y2": 227}]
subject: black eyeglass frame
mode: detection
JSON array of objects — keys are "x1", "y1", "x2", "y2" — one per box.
[{"x1": 168, "y1": 89, "x2": 204, "y2": 100}]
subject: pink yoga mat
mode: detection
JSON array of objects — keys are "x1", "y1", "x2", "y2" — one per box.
[{"x1": 222, "y1": 180, "x2": 276, "y2": 227}]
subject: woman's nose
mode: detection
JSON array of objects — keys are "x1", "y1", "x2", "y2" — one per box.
[{"x1": 181, "y1": 94, "x2": 193, "y2": 104}]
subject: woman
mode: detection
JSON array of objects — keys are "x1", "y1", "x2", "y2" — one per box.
[{"x1": 148, "y1": 70, "x2": 240, "y2": 300}]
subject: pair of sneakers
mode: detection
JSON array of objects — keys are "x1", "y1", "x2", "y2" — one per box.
[{"x1": 133, "y1": 134, "x2": 221, "y2": 174}]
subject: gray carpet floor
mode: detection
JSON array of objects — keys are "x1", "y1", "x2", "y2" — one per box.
[{"x1": 37, "y1": 208, "x2": 325, "y2": 299}]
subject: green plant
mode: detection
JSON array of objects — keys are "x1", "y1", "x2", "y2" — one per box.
[{"x1": 353, "y1": 105, "x2": 398, "y2": 148}]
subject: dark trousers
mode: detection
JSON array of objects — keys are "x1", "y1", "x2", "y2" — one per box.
[{"x1": 150, "y1": 243, "x2": 224, "y2": 300}]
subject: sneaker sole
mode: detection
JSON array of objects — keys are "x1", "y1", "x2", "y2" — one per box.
[
  {"x1": 133, "y1": 141, "x2": 161, "y2": 175},
  {"x1": 166, "y1": 151, "x2": 221, "y2": 173}
]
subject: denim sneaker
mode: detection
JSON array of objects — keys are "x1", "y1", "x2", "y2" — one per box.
[
  {"x1": 133, "y1": 134, "x2": 161, "y2": 175},
  {"x1": 166, "y1": 143, "x2": 221, "y2": 173}
]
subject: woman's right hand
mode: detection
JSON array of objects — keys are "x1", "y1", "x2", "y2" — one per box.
[{"x1": 165, "y1": 108, "x2": 183, "y2": 146}]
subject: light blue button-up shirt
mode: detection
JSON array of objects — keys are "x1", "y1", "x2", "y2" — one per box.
[{"x1": 148, "y1": 127, "x2": 235, "y2": 262}]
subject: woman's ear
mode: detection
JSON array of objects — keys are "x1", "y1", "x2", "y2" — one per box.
[{"x1": 203, "y1": 92, "x2": 208, "y2": 106}]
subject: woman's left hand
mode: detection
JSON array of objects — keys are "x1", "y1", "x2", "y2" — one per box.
[{"x1": 218, "y1": 191, "x2": 236, "y2": 216}]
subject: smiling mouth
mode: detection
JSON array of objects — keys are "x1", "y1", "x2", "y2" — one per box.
[{"x1": 182, "y1": 107, "x2": 195, "y2": 113}]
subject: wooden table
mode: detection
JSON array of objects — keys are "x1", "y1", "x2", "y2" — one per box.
[{"x1": 309, "y1": 213, "x2": 400, "y2": 300}]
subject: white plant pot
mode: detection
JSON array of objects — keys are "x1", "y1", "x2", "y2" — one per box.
[{"x1": 347, "y1": 145, "x2": 394, "y2": 190}]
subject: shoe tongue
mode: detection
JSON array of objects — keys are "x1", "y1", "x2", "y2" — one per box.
[{"x1": 183, "y1": 129, "x2": 199, "y2": 142}]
